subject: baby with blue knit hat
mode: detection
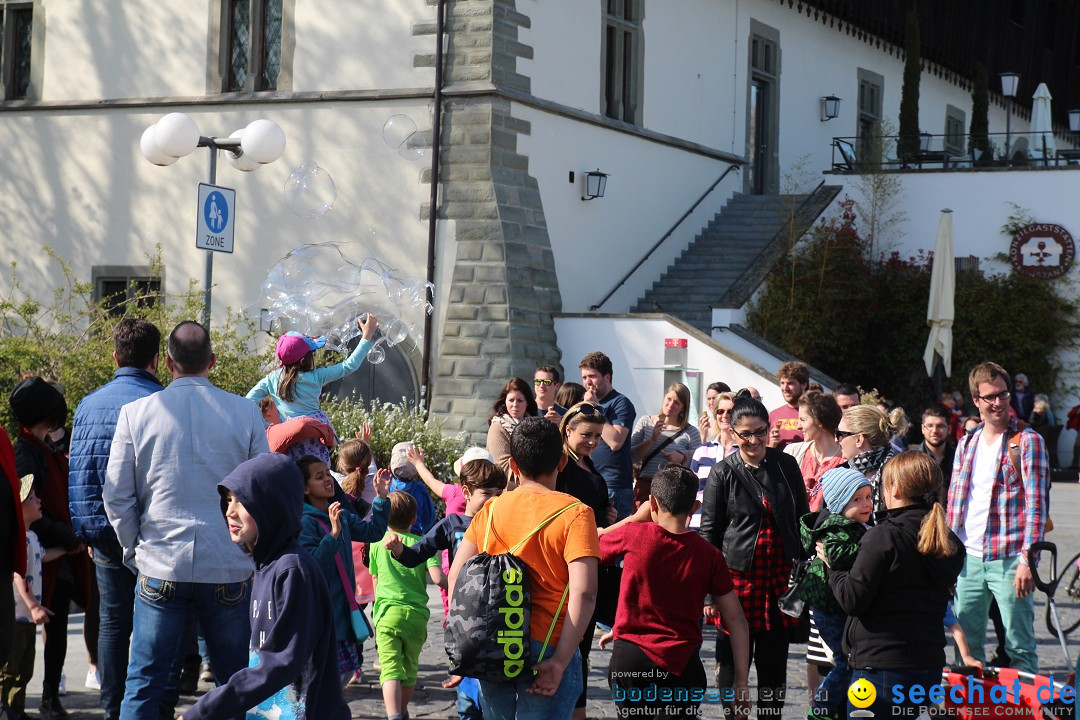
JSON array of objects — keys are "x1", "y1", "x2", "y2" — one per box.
[
  {"x1": 821, "y1": 467, "x2": 873, "y2": 521},
  {"x1": 798, "y1": 466, "x2": 875, "y2": 720}
]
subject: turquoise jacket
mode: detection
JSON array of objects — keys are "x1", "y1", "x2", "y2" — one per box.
[
  {"x1": 299, "y1": 496, "x2": 389, "y2": 643},
  {"x1": 247, "y1": 338, "x2": 374, "y2": 421}
]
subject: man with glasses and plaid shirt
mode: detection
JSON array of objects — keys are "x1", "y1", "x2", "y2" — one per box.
[{"x1": 947, "y1": 361, "x2": 1048, "y2": 674}]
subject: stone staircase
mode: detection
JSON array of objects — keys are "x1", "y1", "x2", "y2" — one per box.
[{"x1": 632, "y1": 185, "x2": 842, "y2": 333}]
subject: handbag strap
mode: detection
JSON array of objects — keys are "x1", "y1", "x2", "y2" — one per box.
[
  {"x1": 315, "y1": 518, "x2": 359, "y2": 611},
  {"x1": 640, "y1": 425, "x2": 687, "y2": 470}
]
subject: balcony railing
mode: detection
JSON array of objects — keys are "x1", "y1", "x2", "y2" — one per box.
[{"x1": 830, "y1": 131, "x2": 1080, "y2": 173}]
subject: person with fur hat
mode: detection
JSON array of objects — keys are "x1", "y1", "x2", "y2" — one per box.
[
  {"x1": 10, "y1": 376, "x2": 89, "y2": 720},
  {"x1": 247, "y1": 314, "x2": 379, "y2": 465},
  {"x1": 797, "y1": 466, "x2": 873, "y2": 720},
  {"x1": 386, "y1": 442, "x2": 435, "y2": 536}
]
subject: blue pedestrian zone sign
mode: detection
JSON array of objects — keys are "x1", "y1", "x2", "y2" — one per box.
[{"x1": 196, "y1": 183, "x2": 236, "y2": 253}]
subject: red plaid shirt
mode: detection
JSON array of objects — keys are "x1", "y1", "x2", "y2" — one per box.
[
  {"x1": 946, "y1": 418, "x2": 1048, "y2": 562},
  {"x1": 727, "y1": 495, "x2": 798, "y2": 633}
]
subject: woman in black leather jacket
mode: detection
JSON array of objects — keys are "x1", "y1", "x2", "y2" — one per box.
[{"x1": 700, "y1": 394, "x2": 808, "y2": 720}]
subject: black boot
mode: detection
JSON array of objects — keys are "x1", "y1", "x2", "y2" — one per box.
[{"x1": 38, "y1": 690, "x2": 68, "y2": 720}]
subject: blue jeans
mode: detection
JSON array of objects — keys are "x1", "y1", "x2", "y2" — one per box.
[
  {"x1": 478, "y1": 640, "x2": 582, "y2": 720},
  {"x1": 95, "y1": 543, "x2": 190, "y2": 720},
  {"x1": 119, "y1": 574, "x2": 251, "y2": 720},
  {"x1": 848, "y1": 668, "x2": 943, "y2": 719},
  {"x1": 93, "y1": 540, "x2": 138, "y2": 720},
  {"x1": 608, "y1": 487, "x2": 635, "y2": 521},
  {"x1": 457, "y1": 676, "x2": 482, "y2": 719},
  {"x1": 812, "y1": 609, "x2": 850, "y2": 715}
]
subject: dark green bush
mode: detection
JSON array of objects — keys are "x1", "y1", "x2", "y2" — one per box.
[{"x1": 747, "y1": 197, "x2": 1080, "y2": 412}]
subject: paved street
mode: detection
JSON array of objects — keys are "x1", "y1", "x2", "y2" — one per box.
[{"x1": 26, "y1": 480, "x2": 1080, "y2": 719}]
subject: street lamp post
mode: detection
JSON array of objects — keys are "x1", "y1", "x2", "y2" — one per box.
[
  {"x1": 1000, "y1": 72, "x2": 1020, "y2": 167},
  {"x1": 140, "y1": 113, "x2": 285, "y2": 326}
]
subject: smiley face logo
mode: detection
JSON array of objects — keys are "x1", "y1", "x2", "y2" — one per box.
[{"x1": 848, "y1": 678, "x2": 876, "y2": 709}]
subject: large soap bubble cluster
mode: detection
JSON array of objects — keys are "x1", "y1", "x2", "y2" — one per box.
[
  {"x1": 257, "y1": 240, "x2": 433, "y2": 364},
  {"x1": 284, "y1": 162, "x2": 337, "y2": 219},
  {"x1": 382, "y1": 115, "x2": 427, "y2": 161}
]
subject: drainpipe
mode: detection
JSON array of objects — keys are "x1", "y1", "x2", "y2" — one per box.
[{"x1": 420, "y1": 0, "x2": 445, "y2": 418}]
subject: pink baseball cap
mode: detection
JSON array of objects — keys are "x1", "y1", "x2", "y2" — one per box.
[{"x1": 276, "y1": 331, "x2": 327, "y2": 365}]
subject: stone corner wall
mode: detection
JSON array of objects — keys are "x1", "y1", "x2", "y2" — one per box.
[{"x1": 416, "y1": 0, "x2": 561, "y2": 443}]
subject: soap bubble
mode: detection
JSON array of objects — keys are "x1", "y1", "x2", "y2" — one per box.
[
  {"x1": 383, "y1": 319, "x2": 409, "y2": 347},
  {"x1": 284, "y1": 162, "x2": 336, "y2": 219},
  {"x1": 382, "y1": 115, "x2": 417, "y2": 148},
  {"x1": 255, "y1": 240, "x2": 433, "y2": 357},
  {"x1": 383, "y1": 115, "x2": 427, "y2": 161},
  {"x1": 397, "y1": 132, "x2": 426, "y2": 161},
  {"x1": 367, "y1": 341, "x2": 386, "y2": 365}
]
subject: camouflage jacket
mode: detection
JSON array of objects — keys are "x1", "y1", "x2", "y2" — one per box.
[{"x1": 795, "y1": 509, "x2": 867, "y2": 615}]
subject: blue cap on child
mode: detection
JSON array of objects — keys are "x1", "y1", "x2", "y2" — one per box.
[{"x1": 820, "y1": 467, "x2": 871, "y2": 514}]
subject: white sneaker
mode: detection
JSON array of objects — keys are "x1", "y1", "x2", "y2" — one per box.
[
  {"x1": 85, "y1": 668, "x2": 101, "y2": 690},
  {"x1": 58, "y1": 673, "x2": 66, "y2": 696}
]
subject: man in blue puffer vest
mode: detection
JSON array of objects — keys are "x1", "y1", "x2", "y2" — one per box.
[{"x1": 68, "y1": 318, "x2": 165, "y2": 720}]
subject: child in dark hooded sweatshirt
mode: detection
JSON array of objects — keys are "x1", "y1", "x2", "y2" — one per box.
[{"x1": 179, "y1": 453, "x2": 348, "y2": 720}]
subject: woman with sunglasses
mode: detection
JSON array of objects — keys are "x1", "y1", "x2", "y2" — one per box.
[
  {"x1": 700, "y1": 394, "x2": 808, "y2": 720},
  {"x1": 485, "y1": 377, "x2": 539, "y2": 487},
  {"x1": 555, "y1": 402, "x2": 614, "y2": 720},
  {"x1": 836, "y1": 404, "x2": 905, "y2": 512},
  {"x1": 630, "y1": 382, "x2": 701, "y2": 508},
  {"x1": 689, "y1": 392, "x2": 738, "y2": 529},
  {"x1": 698, "y1": 381, "x2": 731, "y2": 443}
]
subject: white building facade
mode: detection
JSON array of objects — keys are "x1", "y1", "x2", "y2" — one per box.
[{"x1": 2, "y1": 0, "x2": 1077, "y2": 440}]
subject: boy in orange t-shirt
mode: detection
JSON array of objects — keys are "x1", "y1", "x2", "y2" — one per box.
[{"x1": 449, "y1": 416, "x2": 600, "y2": 720}]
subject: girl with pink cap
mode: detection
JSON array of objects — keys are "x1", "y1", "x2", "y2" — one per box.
[{"x1": 247, "y1": 314, "x2": 379, "y2": 464}]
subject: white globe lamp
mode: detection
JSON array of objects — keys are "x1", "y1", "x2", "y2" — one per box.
[{"x1": 241, "y1": 119, "x2": 286, "y2": 164}]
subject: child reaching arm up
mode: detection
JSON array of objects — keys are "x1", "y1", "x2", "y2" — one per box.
[
  {"x1": 298, "y1": 457, "x2": 391, "y2": 683},
  {"x1": 404, "y1": 445, "x2": 488, "y2": 517},
  {"x1": 247, "y1": 315, "x2": 379, "y2": 464}
]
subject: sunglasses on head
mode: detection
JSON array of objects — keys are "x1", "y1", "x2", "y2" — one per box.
[{"x1": 565, "y1": 403, "x2": 604, "y2": 423}]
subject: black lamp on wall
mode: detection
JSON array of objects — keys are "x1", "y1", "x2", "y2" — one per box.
[
  {"x1": 582, "y1": 169, "x2": 609, "y2": 201},
  {"x1": 820, "y1": 95, "x2": 841, "y2": 122}
]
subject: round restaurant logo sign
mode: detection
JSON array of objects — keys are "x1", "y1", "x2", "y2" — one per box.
[{"x1": 1009, "y1": 223, "x2": 1075, "y2": 279}]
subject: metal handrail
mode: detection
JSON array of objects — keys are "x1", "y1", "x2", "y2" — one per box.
[
  {"x1": 830, "y1": 131, "x2": 1075, "y2": 172},
  {"x1": 589, "y1": 164, "x2": 740, "y2": 311}
]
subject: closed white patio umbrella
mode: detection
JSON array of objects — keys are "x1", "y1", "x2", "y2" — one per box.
[
  {"x1": 1029, "y1": 82, "x2": 1057, "y2": 160},
  {"x1": 924, "y1": 209, "x2": 955, "y2": 379}
]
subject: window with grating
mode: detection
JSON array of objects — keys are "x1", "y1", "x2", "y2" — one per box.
[
  {"x1": 1, "y1": 3, "x2": 33, "y2": 100},
  {"x1": 223, "y1": 0, "x2": 281, "y2": 92},
  {"x1": 93, "y1": 269, "x2": 162, "y2": 318},
  {"x1": 601, "y1": 0, "x2": 644, "y2": 124}
]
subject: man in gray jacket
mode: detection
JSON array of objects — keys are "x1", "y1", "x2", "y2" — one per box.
[{"x1": 105, "y1": 321, "x2": 269, "y2": 720}]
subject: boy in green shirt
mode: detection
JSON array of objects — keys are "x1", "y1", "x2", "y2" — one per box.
[{"x1": 369, "y1": 491, "x2": 445, "y2": 720}]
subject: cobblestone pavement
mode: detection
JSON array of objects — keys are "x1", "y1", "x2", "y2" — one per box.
[{"x1": 29, "y1": 481, "x2": 1080, "y2": 719}]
